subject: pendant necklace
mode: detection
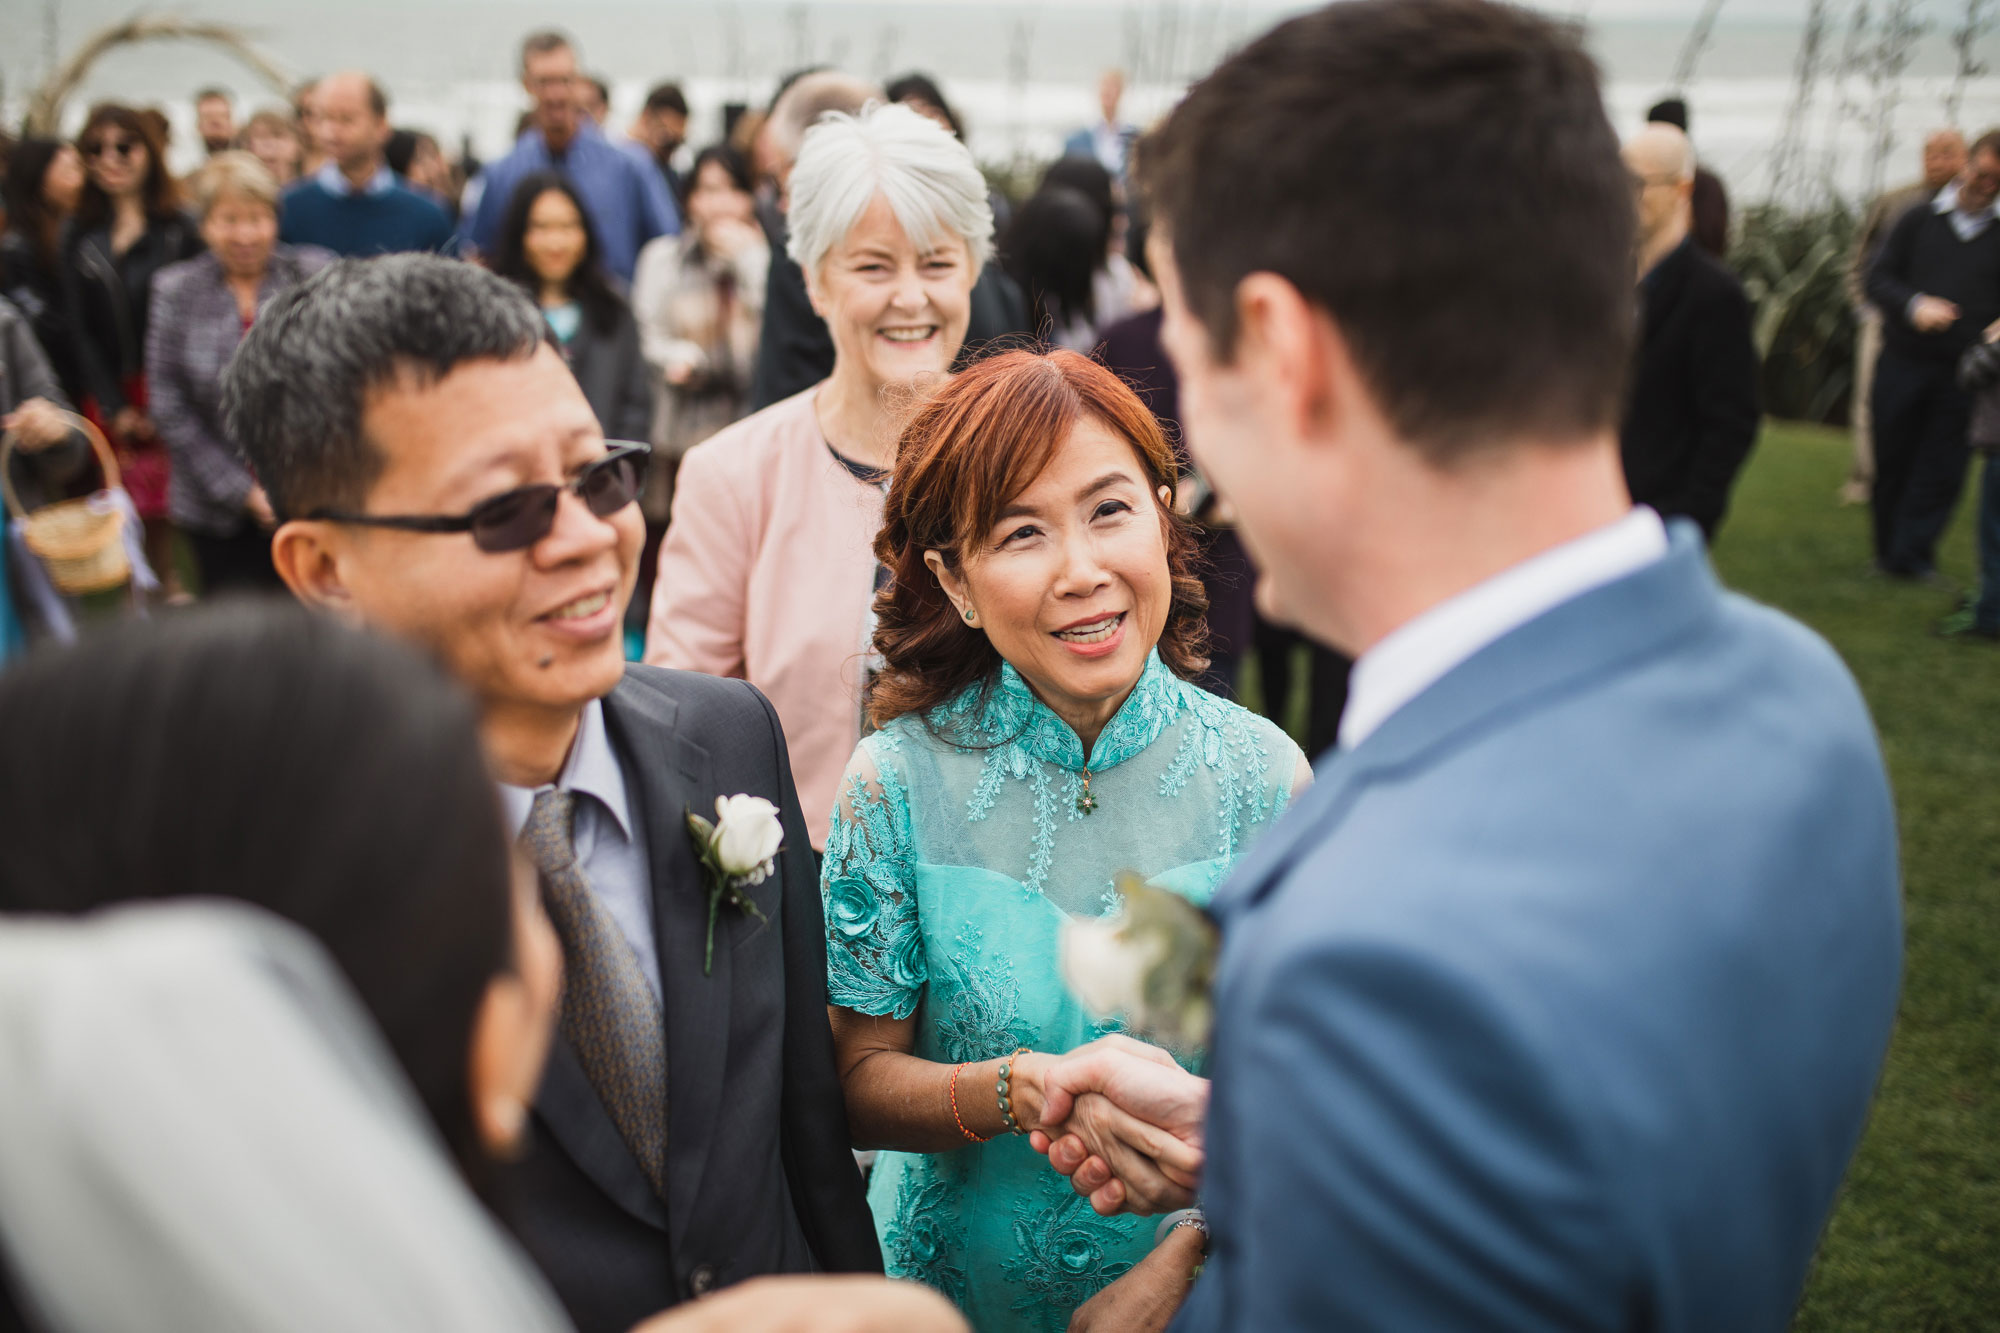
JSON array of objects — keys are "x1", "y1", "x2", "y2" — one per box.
[{"x1": 1076, "y1": 767, "x2": 1099, "y2": 816}]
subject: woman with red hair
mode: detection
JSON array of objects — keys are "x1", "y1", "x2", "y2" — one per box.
[{"x1": 821, "y1": 348, "x2": 1308, "y2": 1331}]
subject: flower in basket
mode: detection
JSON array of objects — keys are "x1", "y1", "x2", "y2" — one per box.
[
  {"x1": 1060, "y1": 871, "x2": 1219, "y2": 1051},
  {"x1": 686, "y1": 794, "x2": 781, "y2": 974}
]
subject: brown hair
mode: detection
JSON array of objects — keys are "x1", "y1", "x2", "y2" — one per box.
[
  {"x1": 868, "y1": 349, "x2": 1209, "y2": 728},
  {"x1": 73, "y1": 103, "x2": 182, "y2": 230},
  {"x1": 1137, "y1": 0, "x2": 1633, "y2": 463}
]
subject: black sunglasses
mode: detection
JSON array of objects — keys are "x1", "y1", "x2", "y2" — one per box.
[
  {"x1": 82, "y1": 138, "x2": 139, "y2": 161},
  {"x1": 307, "y1": 443, "x2": 651, "y2": 553}
]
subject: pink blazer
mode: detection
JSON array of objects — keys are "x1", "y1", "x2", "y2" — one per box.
[{"x1": 645, "y1": 387, "x2": 886, "y2": 848}]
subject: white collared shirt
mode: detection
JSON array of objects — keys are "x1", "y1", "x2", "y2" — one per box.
[
  {"x1": 1337, "y1": 508, "x2": 1670, "y2": 751},
  {"x1": 1932, "y1": 181, "x2": 1998, "y2": 241},
  {"x1": 314, "y1": 161, "x2": 397, "y2": 199},
  {"x1": 500, "y1": 698, "x2": 660, "y2": 994}
]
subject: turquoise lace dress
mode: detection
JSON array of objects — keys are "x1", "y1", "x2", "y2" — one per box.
[{"x1": 822, "y1": 651, "x2": 1305, "y2": 1333}]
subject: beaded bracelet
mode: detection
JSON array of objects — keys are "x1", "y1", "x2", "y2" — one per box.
[
  {"x1": 950, "y1": 1062, "x2": 991, "y2": 1143},
  {"x1": 995, "y1": 1046, "x2": 1032, "y2": 1135}
]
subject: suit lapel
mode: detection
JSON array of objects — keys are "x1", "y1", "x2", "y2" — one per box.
[
  {"x1": 601, "y1": 673, "x2": 731, "y2": 1262},
  {"x1": 1218, "y1": 527, "x2": 1721, "y2": 916}
]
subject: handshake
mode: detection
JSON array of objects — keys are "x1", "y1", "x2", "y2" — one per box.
[{"x1": 1023, "y1": 1034, "x2": 1211, "y2": 1217}]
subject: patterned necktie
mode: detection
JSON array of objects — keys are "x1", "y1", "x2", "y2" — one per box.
[{"x1": 519, "y1": 788, "x2": 669, "y2": 1198}]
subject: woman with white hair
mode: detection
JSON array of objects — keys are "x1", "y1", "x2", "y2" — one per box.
[{"x1": 645, "y1": 101, "x2": 991, "y2": 849}]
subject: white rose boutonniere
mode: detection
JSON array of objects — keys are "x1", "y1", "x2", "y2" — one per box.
[
  {"x1": 686, "y1": 794, "x2": 780, "y2": 974},
  {"x1": 1060, "y1": 871, "x2": 1219, "y2": 1050}
]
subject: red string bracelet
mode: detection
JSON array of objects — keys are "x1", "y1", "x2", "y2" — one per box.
[{"x1": 950, "y1": 1062, "x2": 992, "y2": 1143}]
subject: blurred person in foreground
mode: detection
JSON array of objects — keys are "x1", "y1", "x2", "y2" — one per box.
[
  {"x1": 822, "y1": 348, "x2": 1307, "y2": 1331},
  {"x1": 1618, "y1": 123, "x2": 1760, "y2": 542},
  {"x1": 1865, "y1": 129, "x2": 2000, "y2": 581},
  {"x1": 1031, "y1": 3, "x2": 1900, "y2": 1329},
  {"x1": 1845, "y1": 128, "x2": 1968, "y2": 504},
  {"x1": 222, "y1": 254, "x2": 880, "y2": 1332},
  {"x1": 489, "y1": 172, "x2": 654, "y2": 450},
  {"x1": 194, "y1": 87, "x2": 237, "y2": 155},
  {"x1": 646, "y1": 102, "x2": 988, "y2": 851},
  {"x1": 278, "y1": 72, "x2": 454, "y2": 258},
  {"x1": 749, "y1": 73, "x2": 1027, "y2": 410},
  {"x1": 147, "y1": 152, "x2": 333, "y2": 595},
  {"x1": 0, "y1": 603, "x2": 963, "y2": 1333},
  {"x1": 66, "y1": 103, "x2": 203, "y2": 585},
  {"x1": 462, "y1": 31, "x2": 680, "y2": 283}
]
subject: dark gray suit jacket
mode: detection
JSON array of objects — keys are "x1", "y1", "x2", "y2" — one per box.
[{"x1": 492, "y1": 665, "x2": 879, "y2": 1333}]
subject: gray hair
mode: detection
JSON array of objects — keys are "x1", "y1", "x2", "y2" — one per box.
[
  {"x1": 189, "y1": 151, "x2": 280, "y2": 220},
  {"x1": 221, "y1": 255, "x2": 551, "y2": 520},
  {"x1": 786, "y1": 101, "x2": 994, "y2": 280}
]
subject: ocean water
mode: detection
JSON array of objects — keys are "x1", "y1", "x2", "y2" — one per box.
[{"x1": 6, "y1": 0, "x2": 2000, "y2": 205}]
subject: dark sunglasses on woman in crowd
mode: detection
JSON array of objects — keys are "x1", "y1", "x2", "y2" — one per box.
[
  {"x1": 81, "y1": 138, "x2": 140, "y2": 161},
  {"x1": 306, "y1": 442, "x2": 651, "y2": 554}
]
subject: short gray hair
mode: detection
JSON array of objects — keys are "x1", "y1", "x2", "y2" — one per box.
[
  {"x1": 786, "y1": 101, "x2": 994, "y2": 279},
  {"x1": 222, "y1": 255, "x2": 551, "y2": 520},
  {"x1": 189, "y1": 150, "x2": 280, "y2": 219}
]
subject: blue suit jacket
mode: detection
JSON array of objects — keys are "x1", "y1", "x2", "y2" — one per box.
[{"x1": 1173, "y1": 526, "x2": 1901, "y2": 1332}]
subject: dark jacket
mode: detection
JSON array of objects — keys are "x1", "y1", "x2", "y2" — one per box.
[
  {"x1": 492, "y1": 665, "x2": 880, "y2": 1333},
  {"x1": 750, "y1": 235, "x2": 1030, "y2": 410},
  {"x1": 1620, "y1": 240, "x2": 1762, "y2": 541},
  {"x1": 0, "y1": 294, "x2": 91, "y2": 510},
  {"x1": 64, "y1": 213, "x2": 204, "y2": 416},
  {"x1": 146, "y1": 246, "x2": 334, "y2": 535},
  {"x1": 1866, "y1": 201, "x2": 2000, "y2": 365},
  {"x1": 0, "y1": 229, "x2": 88, "y2": 408},
  {"x1": 560, "y1": 303, "x2": 656, "y2": 445},
  {"x1": 1956, "y1": 337, "x2": 2000, "y2": 453}
]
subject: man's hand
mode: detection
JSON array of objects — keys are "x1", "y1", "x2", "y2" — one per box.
[
  {"x1": 629, "y1": 1276, "x2": 968, "y2": 1333},
  {"x1": 2, "y1": 398, "x2": 71, "y2": 450},
  {"x1": 1067, "y1": 1223, "x2": 1205, "y2": 1333},
  {"x1": 1912, "y1": 294, "x2": 1961, "y2": 333},
  {"x1": 1029, "y1": 1035, "x2": 1210, "y2": 1215}
]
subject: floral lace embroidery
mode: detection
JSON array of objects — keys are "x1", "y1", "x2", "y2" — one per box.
[
  {"x1": 823, "y1": 744, "x2": 927, "y2": 1019},
  {"x1": 884, "y1": 1156, "x2": 969, "y2": 1307},
  {"x1": 935, "y1": 923, "x2": 1029, "y2": 1063},
  {"x1": 1000, "y1": 1170, "x2": 1137, "y2": 1314}
]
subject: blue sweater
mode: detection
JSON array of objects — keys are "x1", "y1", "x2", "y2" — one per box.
[{"x1": 279, "y1": 176, "x2": 454, "y2": 258}]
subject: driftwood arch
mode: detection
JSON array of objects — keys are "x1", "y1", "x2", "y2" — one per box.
[{"x1": 23, "y1": 16, "x2": 292, "y2": 136}]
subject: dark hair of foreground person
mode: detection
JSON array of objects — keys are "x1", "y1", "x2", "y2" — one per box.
[{"x1": 0, "y1": 599, "x2": 515, "y2": 1171}]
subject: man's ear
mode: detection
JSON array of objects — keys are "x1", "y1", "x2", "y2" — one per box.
[
  {"x1": 1232, "y1": 272, "x2": 1342, "y2": 444},
  {"x1": 271, "y1": 520, "x2": 362, "y2": 622}
]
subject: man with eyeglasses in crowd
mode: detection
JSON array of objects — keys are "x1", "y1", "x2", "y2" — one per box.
[{"x1": 221, "y1": 254, "x2": 879, "y2": 1333}]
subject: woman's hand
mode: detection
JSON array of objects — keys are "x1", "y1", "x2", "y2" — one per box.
[
  {"x1": 1066, "y1": 1224, "x2": 1205, "y2": 1333},
  {"x1": 630, "y1": 1276, "x2": 969, "y2": 1333},
  {"x1": 2, "y1": 398, "x2": 71, "y2": 450}
]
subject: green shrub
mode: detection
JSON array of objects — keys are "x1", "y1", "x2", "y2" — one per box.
[{"x1": 1729, "y1": 203, "x2": 1862, "y2": 426}]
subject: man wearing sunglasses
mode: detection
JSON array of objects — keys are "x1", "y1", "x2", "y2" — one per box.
[{"x1": 223, "y1": 254, "x2": 880, "y2": 1332}]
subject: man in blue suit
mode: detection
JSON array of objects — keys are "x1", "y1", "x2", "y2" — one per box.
[{"x1": 1035, "y1": 2, "x2": 1902, "y2": 1329}]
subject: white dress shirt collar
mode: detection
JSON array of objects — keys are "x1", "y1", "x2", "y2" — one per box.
[
  {"x1": 315, "y1": 161, "x2": 397, "y2": 198},
  {"x1": 1932, "y1": 181, "x2": 1998, "y2": 241},
  {"x1": 498, "y1": 698, "x2": 633, "y2": 842},
  {"x1": 1337, "y1": 507, "x2": 1670, "y2": 751}
]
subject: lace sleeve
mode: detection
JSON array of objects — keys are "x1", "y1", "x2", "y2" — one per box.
[{"x1": 820, "y1": 743, "x2": 926, "y2": 1018}]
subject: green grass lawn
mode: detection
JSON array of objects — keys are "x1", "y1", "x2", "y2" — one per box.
[
  {"x1": 1243, "y1": 421, "x2": 1997, "y2": 1326},
  {"x1": 1717, "y1": 424, "x2": 2000, "y2": 1331}
]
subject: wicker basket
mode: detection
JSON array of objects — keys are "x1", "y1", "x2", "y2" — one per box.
[{"x1": 1, "y1": 412, "x2": 132, "y2": 595}]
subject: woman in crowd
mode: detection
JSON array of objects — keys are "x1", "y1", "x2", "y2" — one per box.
[
  {"x1": 821, "y1": 348, "x2": 1309, "y2": 1332},
  {"x1": 647, "y1": 102, "x2": 990, "y2": 849},
  {"x1": 1040, "y1": 156, "x2": 1155, "y2": 336},
  {"x1": 1, "y1": 138, "x2": 89, "y2": 403},
  {"x1": 66, "y1": 103, "x2": 204, "y2": 586},
  {"x1": 0, "y1": 292, "x2": 95, "y2": 654},
  {"x1": 630, "y1": 145, "x2": 769, "y2": 625},
  {"x1": 240, "y1": 107, "x2": 307, "y2": 187},
  {"x1": 491, "y1": 172, "x2": 653, "y2": 447},
  {"x1": 0, "y1": 602, "x2": 965, "y2": 1333},
  {"x1": 147, "y1": 152, "x2": 331, "y2": 594}
]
